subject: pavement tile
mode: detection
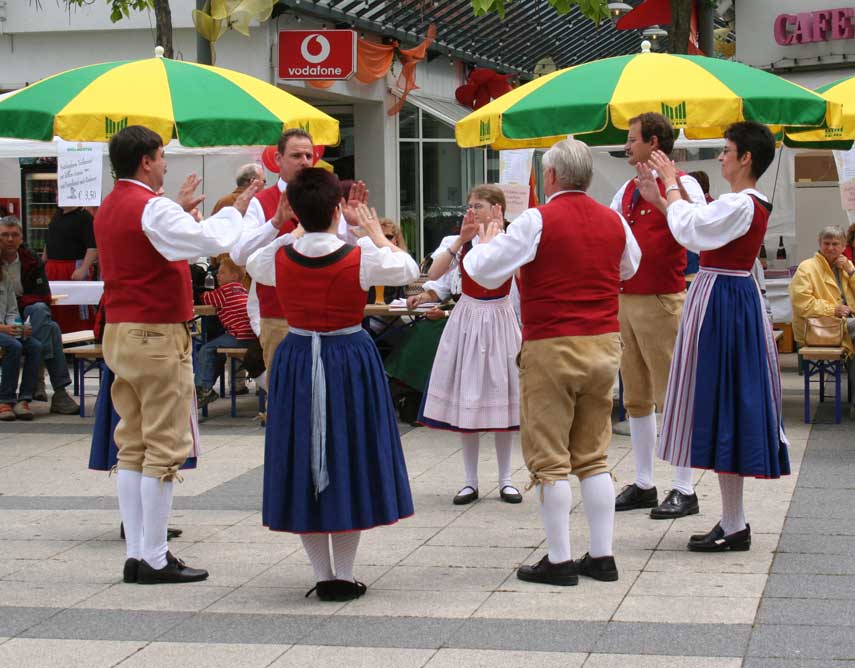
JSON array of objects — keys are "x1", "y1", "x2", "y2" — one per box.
[
  {"x1": 117, "y1": 641, "x2": 290, "y2": 667},
  {"x1": 426, "y1": 526, "x2": 545, "y2": 548},
  {"x1": 1, "y1": 558, "x2": 129, "y2": 585},
  {"x1": 748, "y1": 624, "x2": 855, "y2": 660},
  {"x1": 496, "y1": 569, "x2": 641, "y2": 595},
  {"x1": 771, "y1": 552, "x2": 855, "y2": 575},
  {"x1": 206, "y1": 585, "x2": 348, "y2": 616},
  {"x1": 425, "y1": 648, "x2": 586, "y2": 668},
  {"x1": 763, "y1": 574, "x2": 855, "y2": 599},
  {"x1": 0, "y1": 539, "x2": 82, "y2": 560},
  {"x1": 20, "y1": 609, "x2": 191, "y2": 641},
  {"x1": 756, "y1": 597, "x2": 855, "y2": 626},
  {"x1": 336, "y1": 589, "x2": 491, "y2": 619},
  {"x1": 0, "y1": 606, "x2": 63, "y2": 637},
  {"x1": 401, "y1": 545, "x2": 534, "y2": 569},
  {"x1": 244, "y1": 562, "x2": 388, "y2": 589},
  {"x1": 170, "y1": 541, "x2": 293, "y2": 565},
  {"x1": 594, "y1": 622, "x2": 751, "y2": 657},
  {"x1": 615, "y1": 594, "x2": 760, "y2": 624},
  {"x1": 584, "y1": 656, "x2": 742, "y2": 668},
  {"x1": 782, "y1": 517, "x2": 855, "y2": 536},
  {"x1": 473, "y1": 590, "x2": 624, "y2": 621},
  {"x1": 446, "y1": 618, "x2": 605, "y2": 652},
  {"x1": 645, "y1": 547, "x2": 774, "y2": 574},
  {"x1": 160, "y1": 612, "x2": 318, "y2": 645},
  {"x1": 777, "y1": 533, "x2": 855, "y2": 556},
  {"x1": 301, "y1": 616, "x2": 462, "y2": 649},
  {"x1": 743, "y1": 660, "x2": 855, "y2": 668},
  {"x1": 74, "y1": 582, "x2": 233, "y2": 612},
  {"x1": 0, "y1": 581, "x2": 110, "y2": 608},
  {"x1": 371, "y1": 565, "x2": 511, "y2": 592},
  {"x1": 269, "y1": 645, "x2": 434, "y2": 667},
  {"x1": 0, "y1": 638, "x2": 145, "y2": 668},
  {"x1": 629, "y1": 571, "x2": 768, "y2": 598}
]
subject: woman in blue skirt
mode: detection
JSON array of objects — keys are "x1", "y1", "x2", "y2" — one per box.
[
  {"x1": 247, "y1": 168, "x2": 418, "y2": 601},
  {"x1": 639, "y1": 121, "x2": 789, "y2": 552}
]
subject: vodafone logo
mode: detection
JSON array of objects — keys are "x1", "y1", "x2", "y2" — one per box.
[
  {"x1": 279, "y1": 29, "x2": 356, "y2": 80},
  {"x1": 300, "y1": 34, "x2": 331, "y2": 64}
]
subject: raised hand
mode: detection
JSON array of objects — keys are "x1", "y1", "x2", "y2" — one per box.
[
  {"x1": 177, "y1": 173, "x2": 204, "y2": 213},
  {"x1": 478, "y1": 220, "x2": 502, "y2": 244},
  {"x1": 270, "y1": 187, "x2": 296, "y2": 228},
  {"x1": 342, "y1": 180, "x2": 370, "y2": 226},
  {"x1": 459, "y1": 209, "x2": 479, "y2": 243},
  {"x1": 489, "y1": 203, "x2": 504, "y2": 228},
  {"x1": 634, "y1": 161, "x2": 665, "y2": 210},
  {"x1": 648, "y1": 150, "x2": 678, "y2": 185}
]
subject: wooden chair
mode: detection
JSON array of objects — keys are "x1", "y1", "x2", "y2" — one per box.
[{"x1": 62, "y1": 344, "x2": 103, "y2": 417}]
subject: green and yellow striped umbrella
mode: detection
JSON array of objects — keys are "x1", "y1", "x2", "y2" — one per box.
[
  {"x1": 784, "y1": 76, "x2": 855, "y2": 150},
  {"x1": 0, "y1": 54, "x2": 338, "y2": 148},
  {"x1": 456, "y1": 49, "x2": 842, "y2": 149}
]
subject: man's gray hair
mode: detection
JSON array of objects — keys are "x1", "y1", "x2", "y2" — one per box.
[
  {"x1": 542, "y1": 139, "x2": 593, "y2": 191},
  {"x1": 818, "y1": 225, "x2": 846, "y2": 243},
  {"x1": 0, "y1": 216, "x2": 22, "y2": 231},
  {"x1": 235, "y1": 162, "x2": 263, "y2": 188}
]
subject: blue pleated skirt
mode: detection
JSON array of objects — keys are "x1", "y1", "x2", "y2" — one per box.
[
  {"x1": 88, "y1": 367, "x2": 198, "y2": 471},
  {"x1": 660, "y1": 270, "x2": 789, "y2": 478},
  {"x1": 262, "y1": 329, "x2": 414, "y2": 533}
]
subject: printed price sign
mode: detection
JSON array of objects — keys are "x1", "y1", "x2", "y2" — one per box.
[{"x1": 58, "y1": 141, "x2": 103, "y2": 207}]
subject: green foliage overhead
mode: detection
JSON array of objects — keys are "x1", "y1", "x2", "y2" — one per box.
[
  {"x1": 60, "y1": 0, "x2": 154, "y2": 23},
  {"x1": 470, "y1": 0, "x2": 610, "y2": 22}
]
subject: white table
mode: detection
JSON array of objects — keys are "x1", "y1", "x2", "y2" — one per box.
[{"x1": 49, "y1": 280, "x2": 104, "y2": 305}]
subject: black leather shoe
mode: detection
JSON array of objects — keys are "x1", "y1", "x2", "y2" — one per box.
[
  {"x1": 573, "y1": 552, "x2": 619, "y2": 582},
  {"x1": 615, "y1": 484, "x2": 658, "y2": 511},
  {"x1": 330, "y1": 579, "x2": 367, "y2": 601},
  {"x1": 137, "y1": 555, "x2": 209, "y2": 584},
  {"x1": 453, "y1": 486, "x2": 479, "y2": 505},
  {"x1": 517, "y1": 555, "x2": 578, "y2": 586},
  {"x1": 120, "y1": 524, "x2": 183, "y2": 541},
  {"x1": 123, "y1": 558, "x2": 140, "y2": 583},
  {"x1": 650, "y1": 490, "x2": 700, "y2": 519},
  {"x1": 499, "y1": 485, "x2": 523, "y2": 504},
  {"x1": 688, "y1": 523, "x2": 751, "y2": 552},
  {"x1": 305, "y1": 580, "x2": 338, "y2": 601}
]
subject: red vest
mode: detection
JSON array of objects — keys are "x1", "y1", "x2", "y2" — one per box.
[
  {"x1": 254, "y1": 184, "x2": 295, "y2": 319},
  {"x1": 275, "y1": 244, "x2": 366, "y2": 331},
  {"x1": 620, "y1": 175, "x2": 687, "y2": 294},
  {"x1": 94, "y1": 180, "x2": 193, "y2": 324},
  {"x1": 461, "y1": 244, "x2": 512, "y2": 299},
  {"x1": 519, "y1": 192, "x2": 626, "y2": 341},
  {"x1": 700, "y1": 195, "x2": 771, "y2": 271}
]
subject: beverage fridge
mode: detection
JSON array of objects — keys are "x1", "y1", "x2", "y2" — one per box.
[{"x1": 20, "y1": 162, "x2": 57, "y2": 253}]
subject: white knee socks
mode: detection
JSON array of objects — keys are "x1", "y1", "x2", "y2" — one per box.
[
  {"x1": 672, "y1": 466, "x2": 695, "y2": 496},
  {"x1": 540, "y1": 480, "x2": 572, "y2": 563},
  {"x1": 629, "y1": 413, "x2": 657, "y2": 490},
  {"x1": 331, "y1": 531, "x2": 361, "y2": 582},
  {"x1": 461, "y1": 433, "x2": 480, "y2": 489},
  {"x1": 140, "y1": 475, "x2": 174, "y2": 570},
  {"x1": 718, "y1": 474, "x2": 747, "y2": 535},
  {"x1": 116, "y1": 470, "x2": 143, "y2": 560},
  {"x1": 301, "y1": 534, "x2": 334, "y2": 582},
  {"x1": 494, "y1": 432, "x2": 514, "y2": 489},
  {"x1": 580, "y1": 473, "x2": 616, "y2": 558}
]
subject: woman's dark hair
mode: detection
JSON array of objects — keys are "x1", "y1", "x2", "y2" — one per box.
[
  {"x1": 286, "y1": 168, "x2": 341, "y2": 233},
  {"x1": 724, "y1": 121, "x2": 775, "y2": 180},
  {"x1": 108, "y1": 125, "x2": 163, "y2": 179}
]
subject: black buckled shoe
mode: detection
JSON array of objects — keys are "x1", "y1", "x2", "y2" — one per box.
[
  {"x1": 615, "y1": 483, "x2": 658, "y2": 511},
  {"x1": 123, "y1": 558, "x2": 140, "y2": 583},
  {"x1": 137, "y1": 554, "x2": 209, "y2": 584},
  {"x1": 573, "y1": 552, "x2": 619, "y2": 582},
  {"x1": 499, "y1": 485, "x2": 523, "y2": 504},
  {"x1": 517, "y1": 555, "x2": 579, "y2": 586},
  {"x1": 650, "y1": 490, "x2": 700, "y2": 520},
  {"x1": 305, "y1": 580, "x2": 338, "y2": 601},
  {"x1": 688, "y1": 523, "x2": 751, "y2": 552},
  {"x1": 453, "y1": 486, "x2": 479, "y2": 505}
]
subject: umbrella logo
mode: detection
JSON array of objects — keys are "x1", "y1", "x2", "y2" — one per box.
[
  {"x1": 479, "y1": 119, "x2": 492, "y2": 143},
  {"x1": 105, "y1": 116, "x2": 128, "y2": 139},
  {"x1": 660, "y1": 101, "x2": 687, "y2": 127},
  {"x1": 301, "y1": 34, "x2": 331, "y2": 64}
]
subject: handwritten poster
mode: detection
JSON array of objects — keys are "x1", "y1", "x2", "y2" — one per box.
[
  {"x1": 497, "y1": 183, "x2": 531, "y2": 222},
  {"x1": 499, "y1": 149, "x2": 534, "y2": 185},
  {"x1": 58, "y1": 141, "x2": 103, "y2": 207}
]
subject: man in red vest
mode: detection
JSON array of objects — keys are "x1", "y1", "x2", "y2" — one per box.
[
  {"x1": 610, "y1": 112, "x2": 706, "y2": 520},
  {"x1": 464, "y1": 138, "x2": 640, "y2": 586},
  {"x1": 95, "y1": 126, "x2": 259, "y2": 584}
]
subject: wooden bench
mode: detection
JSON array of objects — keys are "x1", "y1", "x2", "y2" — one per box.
[
  {"x1": 63, "y1": 344, "x2": 104, "y2": 417},
  {"x1": 61, "y1": 329, "x2": 96, "y2": 347},
  {"x1": 801, "y1": 346, "x2": 849, "y2": 424},
  {"x1": 214, "y1": 347, "x2": 265, "y2": 418}
]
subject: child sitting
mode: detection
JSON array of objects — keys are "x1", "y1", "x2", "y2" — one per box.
[{"x1": 195, "y1": 258, "x2": 256, "y2": 408}]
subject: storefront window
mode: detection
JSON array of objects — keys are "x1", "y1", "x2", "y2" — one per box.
[
  {"x1": 398, "y1": 104, "x2": 418, "y2": 139},
  {"x1": 399, "y1": 142, "x2": 420, "y2": 255},
  {"x1": 317, "y1": 106, "x2": 355, "y2": 180}
]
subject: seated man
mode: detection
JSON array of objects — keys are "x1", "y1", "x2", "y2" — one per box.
[
  {"x1": 0, "y1": 265, "x2": 43, "y2": 421},
  {"x1": 789, "y1": 225, "x2": 855, "y2": 413},
  {"x1": 195, "y1": 258, "x2": 256, "y2": 408},
  {"x1": 0, "y1": 217, "x2": 79, "y2": 414}
]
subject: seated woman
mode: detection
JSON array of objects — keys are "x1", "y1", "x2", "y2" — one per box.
[{"x1": 789, "y1": 225, "x2": 855, "y2": 414}]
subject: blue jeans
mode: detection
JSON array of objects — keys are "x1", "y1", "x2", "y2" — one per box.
[
  {"x1": 0, "y1": 332, "x2": 43, "y2": 404},
  {"x1": 194, "y1": 332, "x2": 249, "y2": 390},
  {"x1": 23, "y1": 302, "x2": 72, "y2": 390}
]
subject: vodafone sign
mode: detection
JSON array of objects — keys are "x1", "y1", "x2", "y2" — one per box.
[{"x1": 278, "y1": 30, "x2": 356, "y2": 80}]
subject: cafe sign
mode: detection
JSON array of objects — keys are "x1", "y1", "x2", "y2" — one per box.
[{"x1": 774, "y1": 6, "x2": 855, "y2": 44}]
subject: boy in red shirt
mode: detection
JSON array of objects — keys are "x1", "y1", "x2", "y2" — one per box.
[{"x1": 196, "y1": 258, "x2": 256, "y2": 407}]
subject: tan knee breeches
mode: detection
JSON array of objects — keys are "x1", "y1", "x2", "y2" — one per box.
[{"x1": 259, "y1": 317, "x2": 290, "y2": 372}]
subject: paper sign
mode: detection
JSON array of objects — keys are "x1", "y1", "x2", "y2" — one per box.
[
  {"x1": 499, "y1": 149, "x2": 534, "y2": 185},
  {"x1": 840, "y1": 180, "x2": 855, "y2": 211},
  {"x1": 57, "y1": 141, "x2": 103, "y2": 206},
  {"x1": 497, "y1": 183, "x2": 531, "y2": 222}
]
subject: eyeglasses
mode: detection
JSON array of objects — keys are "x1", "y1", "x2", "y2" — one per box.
[
  {"x1": 0, "y1": 232, "x2": 22, "y2": 238},
  {"x1": 467, "y1": 203, "x2": 486, "y2": 210}
]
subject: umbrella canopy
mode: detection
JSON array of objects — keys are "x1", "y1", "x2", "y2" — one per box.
[
  {"x1": 0, "y1": 55, "x2": 339, "y2": 148},
  {"x1": 456, "y1": 47, "x2": 843, "y2": 149},
  {"x1": 784, "y1": 76, "x2": 855, "y2": 150}
]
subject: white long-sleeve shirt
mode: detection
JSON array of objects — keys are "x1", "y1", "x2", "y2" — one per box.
[
  {"x1": 121, "y1": 179, "x2": 243, "y2": 261},
  {"x1": 247, "y1": 232, "x2": 419, "y2": 292},
  {"x1": 463, "y1": 191, "x2": 641, "y2": 289},
  {"x1": 665, "y1": 189, "x2": 765, "y2": 253}
]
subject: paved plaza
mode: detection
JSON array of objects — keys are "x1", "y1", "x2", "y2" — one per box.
[{"x1": 0, "y1": 354, "x2": 852, "y2": 667}]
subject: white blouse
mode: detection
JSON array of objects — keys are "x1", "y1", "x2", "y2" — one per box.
[{"x1": 666, "y1": 189, "x2": 766, "y2": 253}]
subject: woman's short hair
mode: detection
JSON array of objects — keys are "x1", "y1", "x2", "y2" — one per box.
[
  {"x1": 379, "y1": 218, "x2": 408, "y2": 252},
  {"x1": 845, "y1": 222, "x2": 855, "y2": 249},
  {"x1": 724, "y1": 121, "x2": 775, "y2": 180},
  {"x1": 818, "y1": 225, "x2": 846, "y2": 244},
  {"x1": 467, "y1": 184, "x2": 507, "y2": 215},
  {"x1": 542, "y1": 139, "x2": 593, "y2": 191},
  {"x1": 286, "y1": 168, "x2": 341, "y2": 233}
]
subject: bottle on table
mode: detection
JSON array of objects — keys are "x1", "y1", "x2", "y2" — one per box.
[
  {"x1": 204, "y1": 271, "x2": 215, "y2": 291},
  {"x1": 776, "y1": 236, "x2": 787, "y2": 267},
  {"x1": 759, "y1": 242, "x2": 768, "y2": 270}
]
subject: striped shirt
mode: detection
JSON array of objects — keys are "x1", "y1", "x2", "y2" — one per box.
[{"x1": 201, "y1": 281, "x2": 255, "y2": 340}]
